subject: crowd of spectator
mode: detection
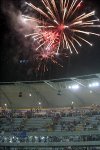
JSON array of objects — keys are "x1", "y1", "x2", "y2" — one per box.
[
  {"x1": 0, "y1": 105, "x2": 100, "y2": 132},
  {"x1": 0, "y1": 147, "x2": 100, "y2": 150},
  {"x1": 0, "y1": 105, "x2": 100, "y2": 149}
]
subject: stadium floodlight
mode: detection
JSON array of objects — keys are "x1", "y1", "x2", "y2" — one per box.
[
  {"x1": 89, "y1": 82, "x2": 99, "y2": 88},
  {"x1": 71, "y1": 101, "x2": 74, "y2": 105},
  {"x1": 72, "y1": 85, "x2": 79, "y2": 89},
  {"x1": 4, "y1": 103, "x2": 7, "y2": 106},
  {"x1": 68, "y1": 84, "x2": 79, "y2": 90},
  {"x1": 39, "y1": 102, "x2": 41, "y2": 105},
  {"x1": 68, "y1": 86, "x2": 71, "y2": 89}
]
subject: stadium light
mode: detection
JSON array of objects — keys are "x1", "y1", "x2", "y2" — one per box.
[
  {"x1": 39, "y1": 102, "x2": 41, "y2": 105},
  {"x1": 71, "y1": 101, "x2": 74, "y2": 105},
  {"x1": 89, "y1": 82, "x2": 99, "y2": 88},
  {"x1": 68, "y1": 84, "x2": 79, "y2": 90},
  {"x1": 4, "y1": 103, "x2": 7, "y2": 106}
]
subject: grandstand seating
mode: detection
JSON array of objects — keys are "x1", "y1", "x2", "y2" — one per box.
[{"x1": 0, "y1": 105, "x2": 100, "y2": 149}]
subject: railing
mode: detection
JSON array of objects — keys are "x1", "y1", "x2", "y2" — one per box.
[{"x1": 1, "y1": 141, "x2": 100, "y2": 147}]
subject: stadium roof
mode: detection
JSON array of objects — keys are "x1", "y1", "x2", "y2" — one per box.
[{"x1": 0, "y1": 73, "x2": 100, "y2": 109}]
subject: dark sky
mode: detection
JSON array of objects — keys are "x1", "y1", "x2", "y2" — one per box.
[{"x1": 0, "y1": 0, "x2": 100, "y2": 82}]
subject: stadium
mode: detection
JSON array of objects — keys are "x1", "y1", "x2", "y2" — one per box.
[{"x1": 0, "y1": 0, "x2": 100, "y2": 150}]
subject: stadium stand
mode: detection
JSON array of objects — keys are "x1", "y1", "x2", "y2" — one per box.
[
  {"x1": 0, "y1": 105, "x2": 100, "y2": 149},
  {"x1": 0, "y1": 74, "x2": 100, "y2": 149}
]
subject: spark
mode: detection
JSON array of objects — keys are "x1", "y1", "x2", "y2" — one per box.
[{"x1": 23, "y1": 0, "x2": 100, "y2": 70}]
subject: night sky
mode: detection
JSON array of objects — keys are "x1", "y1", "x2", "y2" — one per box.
[{"x1": 0, "y1": 0, "x2": 100, "y2": 82}]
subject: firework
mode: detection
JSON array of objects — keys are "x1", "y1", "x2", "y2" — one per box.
[{"x1": 23, "y1": 0, "x2": 100, "y2": 69}]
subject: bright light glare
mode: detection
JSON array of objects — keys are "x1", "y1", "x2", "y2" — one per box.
[
  {"x1": 39, "y1": 102, "x2": 41, "y2": 105},
  {"x1": 68, "y1": 84, "x2": 79, "y2": 90},
  {"x1": 72, "y1": 101, "x2": 74, "y2": 105},
  {"x1": 68, "y1": 86, "x2": 71, "y2": 89},
  {"x1": 89, "y1": 82, "x2": 99, "y2": 87}
]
